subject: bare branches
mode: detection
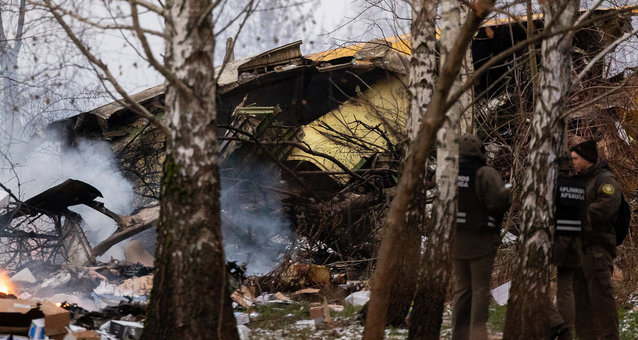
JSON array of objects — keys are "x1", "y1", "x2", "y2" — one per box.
[
  {"x1": 571, "y1": 25, "x2": 638, "y2": 87},
  {"x1": 41, "y1": 0, "x2": 168, "y2": 135},
  {"x1": 213, "y1": 0, "x2": 256, "y2": 85},
  {"x1": 199, "y1": 0, "x2": 223, "y2": 28},
  {"x1": 129, "y1": 0, "x2": 188, "y2": 93},
  {"x1": 133, "y1": 0, "x2": 169, "y2": 17},
  {"x1": 279, "y1": 140, "x2": 367, "y2": 181},
  {"x1": 0, "y1": 181, "x2": 19, "y2": 203},
  {"x1": 221, "y1": 125, "x2": 320, "y2": 199},
  {"x1": 445, "y1": 7, "x2": 636, "y2": 114},
  {"x1": 561, "y1": 76, "x2": 633, "y2": 120},
  {"x1": 40, "y1": 3, "x2": 167, "y2": 38},
  {"x1": 574, "y1": 0, "x2": 605, "y2": 27},
  {"x1": 90, "y1": 206, "x2": 159, "y2": 258}
]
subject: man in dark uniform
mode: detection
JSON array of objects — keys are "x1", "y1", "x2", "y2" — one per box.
[
  {"x1": 570, "y1": 140, "x2": 621, "y2": 340},
  {"x1": 551, "y1": 155, "x2": 586, "y2": 339},
  {"x1": 452, "y1": 135, "x2": 511, "y2": 340}
]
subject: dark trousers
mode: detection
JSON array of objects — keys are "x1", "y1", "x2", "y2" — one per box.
[
  {"x1": 557, "y1": 267, "x2": 576, "y2": 335},
  {"x1": 574, "y1": 246, "x2": 619, "y2": 340},
  {"x1": 451, "y1": 251, "x2": 496, "y2": 340}
]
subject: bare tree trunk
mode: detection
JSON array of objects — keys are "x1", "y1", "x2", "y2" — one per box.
[
  {"x1": 143, "y1": 1, "x2": 239, "y2": 339},
  {"x1": 363, "y1": 1, "x2": 495, "y2": 339},
  {"x1": 526, "y1": 0, "x2": 538, "y2": 102},
  {"x1": 0, "y1": 0, "x2": 26, "y2": 149},
  {"x1": 408, "y1": 1, "x2": 470, "y2": 338},
  {"x1": 1, "y1": 53, "x2": 19, "y2": 140},
  {"x1": 503, "y1": 1, "x2": 579, "y2": 338},
  {"x1": 384, "y1": 0, "x2": 438, "y2": 327}
]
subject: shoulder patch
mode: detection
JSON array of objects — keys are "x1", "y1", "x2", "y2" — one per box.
[{"x1": 602, "y1": 184, "x2": 615, "y2": 195}]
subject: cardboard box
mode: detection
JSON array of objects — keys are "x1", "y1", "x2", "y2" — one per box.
[
  {"x1": 64, "y1": 330, "x2": 100, "y2": 340},
  {"x1": 309, "y1": 306, "x2": 323, "y2": 320},
  {"x1": 0, "y1": 299, "x2": 70, "y2": 336}
]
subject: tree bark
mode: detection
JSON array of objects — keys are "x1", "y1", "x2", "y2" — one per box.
[
  {"x1": 0, "y1": 0, "x2": 26, "y2": 149},
  {"x1": 142, "y1": 1, "x2": 239, "y2": 339},
  {"x1": 503, "y1": 1, "x2": 579, "y2": 338},
  {"x1": 384, "y1": 0, "x2": 438, "y2": 328},
  {"x1": 408, "y1": 1, "x2": 470, "y2": 338},
  {"x1": 363, "y1": 1, "x2": 495, "y2": 339}
]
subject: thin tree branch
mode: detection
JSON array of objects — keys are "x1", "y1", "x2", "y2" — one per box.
[
  {"x1": 571, "y1": 26, "x2": 638, "y2": 87},
  {"x1": 574, "y1": 0, "x2": 605, "y2": 27},
  {"x1": 561, "y1": 77, "x2": 632, "y2": 119},
  {"x1": 445, "y1": 7, "x2": 635, "y2": 113},
  {"x1": 129, "y1": 0, "x2": 188, "y2": 93},
  {"x1": 40, "y1": 3, "x2": 167, "y2": 38},
  {"x1": 213, "y1": 0, "x2": 256, "y2": 85},
  {"x1": 43, "y1": 0, "x2": 168, "y2": 135},
  {"x1": 198, "y1": 0, "x2": 223, "y2": 28},
  {"x1": 90, "y1": 206, "x2": 160, "y2": 259},
  {"x1": 131, "y1": 0, "x2": 168, "y2": 17},
  {"x1": 221, "y1": 125, "x2": 320, "y2": 199},
  {"x1": 0, "y1": 181, "x2": 19, "y2": 203}
]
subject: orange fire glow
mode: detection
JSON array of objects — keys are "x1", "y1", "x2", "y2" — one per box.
[{"x1": 0, "y1": 270, "x2": 16, "y2": 295}]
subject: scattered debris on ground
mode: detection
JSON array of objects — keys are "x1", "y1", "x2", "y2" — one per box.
[
  {"x1": 0, "y1": 256, "x2": 375, "y2": 339},
  {"x1": 0, "y1": 260, "x2": 147, "y2": 339}
]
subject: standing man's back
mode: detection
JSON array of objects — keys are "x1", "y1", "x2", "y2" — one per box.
[
  {"x1": 551, "y1": 155, "x2": 586, "y2": 339},
  {"x1": 451, "y1": 135, "x2": 511, "y2": 340},
  {"x1": 570, "y1": 140, "x2": 621, "y2": 340}
]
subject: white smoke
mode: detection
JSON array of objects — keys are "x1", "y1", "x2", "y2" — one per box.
[
  {"x1": 2, "y1": 126, "x2": 295, "y2": 272},
  {"x1": 0, "y1": 136, "x2": 135, "y2": 260},
  {"x1": 220, "y1": 161, "x2": 294, "y2": 275}
]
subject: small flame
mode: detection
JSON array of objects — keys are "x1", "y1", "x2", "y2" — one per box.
[
  {"x1": 55, "y1": 302, "x2": 62, "y2": 307},
  {"x1": 0, "y1": 270, "x2": 16, "y2": 295}
]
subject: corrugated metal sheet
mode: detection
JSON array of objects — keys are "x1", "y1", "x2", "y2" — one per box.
[
  {"x1": 238, "y1": 40, "x2": 303, "y2": 72},
  {"x1": 87, "y1": 84, "x2": 165, "y2": 120}
]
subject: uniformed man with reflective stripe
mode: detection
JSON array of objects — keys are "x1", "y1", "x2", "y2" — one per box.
[
  {"x1": 551, "y1": 155, "x2": 586, "y2": 339},
  {"x1": 570, "y1": 140, "x2": 621, "y2": 340},
  {"x1": 451, "y1": 135, "x2": 511, "y2": 340}
]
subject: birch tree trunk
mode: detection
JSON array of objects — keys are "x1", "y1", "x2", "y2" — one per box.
[
  {"x1": 408, "y1": 1, "x2": 471, "y2": 338},
  {"x1": 503, "y1": 1, "x2": 579, "y2": 338},
  {"x1": 0, "y1": 0, "x2": 26, "y2": 150},
  {"x1": 143, "y1": 1, "x2": 239, "y2": 339},
  {"x1": 1, "y1": 52, "x2": 20, "y2": 141},
  {"x1": 363, "y1": 1, "x2": 495, "y2": 339},
  {"x1": 384, "y1": 0, "x2": 438, "y2": 327}
]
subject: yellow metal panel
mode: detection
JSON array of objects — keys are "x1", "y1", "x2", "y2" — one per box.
[
  {"x1": 305, "y1": 35, "x2": 413, "y2": 62},
  {"x1": 305, "y1": 44, "x2": 365, "y2": 62},
  {"x1": 288, "y1": 77, "x2": 407, "y2": 183}
]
